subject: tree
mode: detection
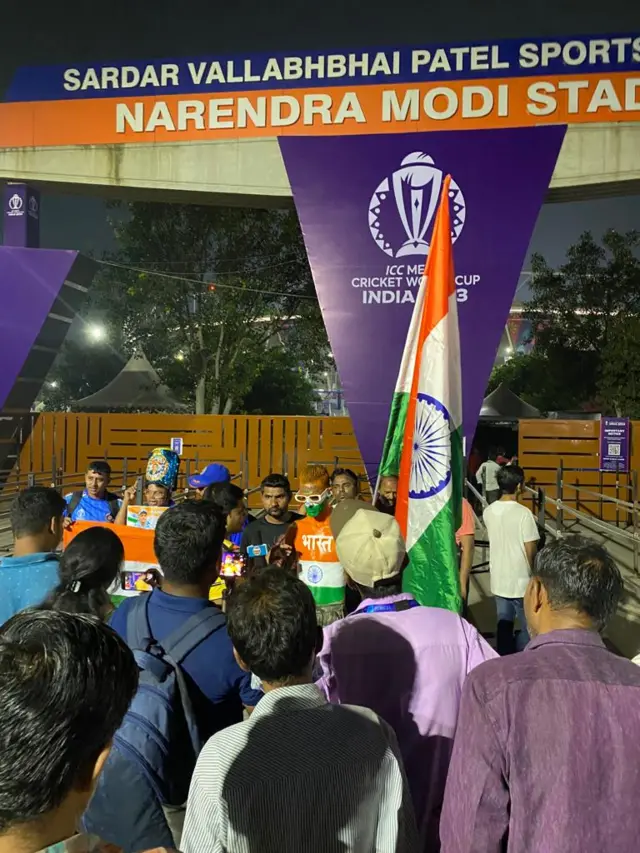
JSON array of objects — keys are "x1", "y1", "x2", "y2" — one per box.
[
  {"x1": 238, "y1": 351, "x2": 318, "y2": 415},
  {"x1": 598, "y1": 315, "x2": 640, "y2": 418},
  {"x1": 488, "y1": 229, "x2": 640, "y2": 414},
  {"x1": 89, "y1": 203, "x2": 329, "y2": 414}
]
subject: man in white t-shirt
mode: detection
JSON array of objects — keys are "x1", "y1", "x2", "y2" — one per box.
[
  {"x1": 483, "y1": 465, "x2": 539, "y2": 655},
  {"x1": 476, "y1": 449, "x2": 502, "y2": 504}
]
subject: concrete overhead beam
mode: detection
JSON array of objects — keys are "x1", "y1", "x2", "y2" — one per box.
[{"x1": 0, "y1": 123, "x2": 639, "y2": 207}]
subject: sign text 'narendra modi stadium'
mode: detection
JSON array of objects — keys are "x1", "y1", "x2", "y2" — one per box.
[{"x1": 1, "y1": 34, "x2": 640, "y2": 146}]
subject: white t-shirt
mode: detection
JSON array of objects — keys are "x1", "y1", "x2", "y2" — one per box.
[
  {"x1": 477, "y1": 460, "x2": 501, "y2": 491},
  {"x1": 483, "y1": 500, "x2": 540, "y2": 598}
]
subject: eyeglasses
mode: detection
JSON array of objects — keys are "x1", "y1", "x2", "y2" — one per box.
[{"x1": 294, "y1": 492, "x2": 326, "y2": 504}]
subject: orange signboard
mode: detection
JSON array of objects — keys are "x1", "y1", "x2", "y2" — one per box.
[
  {"x1": 0, "y1": 73, "x2": 639, "y2": 148},
  {"x1": 2, "y1": 35, "x2": 640, "y2": 147}
]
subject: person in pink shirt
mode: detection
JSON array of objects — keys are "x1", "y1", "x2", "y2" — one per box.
[{"x1": 316, "y1": 500, "x2": 496, "y2": 851}]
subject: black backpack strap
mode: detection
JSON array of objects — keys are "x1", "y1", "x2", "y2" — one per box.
[
  {"x1": 106, "y1": 492, "x2": 121, "y2": 519},
  {"x1": 67, "y1": 491, "x2": 83, "y2": 518},
  {"x1": 125, "y1": 593, "x2": 154, "y2": 651},
  {"x1": 163, "y1": 608, "x2": 227, "y2": 664}
]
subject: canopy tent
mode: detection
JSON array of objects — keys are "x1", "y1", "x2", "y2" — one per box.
[
  {"x1": 73, "y1": 352, "x2": 188, "y2": 413},
  {"x1": 479, "y1": 383, "x2": 541, "y2": 420}
]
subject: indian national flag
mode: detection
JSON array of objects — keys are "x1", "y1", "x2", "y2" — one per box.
[{"x1": 379, "y1": 174, "x2": 463, "y2": 612}]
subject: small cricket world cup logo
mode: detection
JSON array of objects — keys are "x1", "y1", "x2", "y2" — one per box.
[
  {"x1": 368, "y1": 152, "x2": 466, "y2": 258},
  {"x1": 7, "y1": 193, "x2": 24, "y2": 217}
]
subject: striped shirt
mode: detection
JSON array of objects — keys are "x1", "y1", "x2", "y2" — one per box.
[{"x1": 181, "y1": 683, "x2": 418, "y2": 853}]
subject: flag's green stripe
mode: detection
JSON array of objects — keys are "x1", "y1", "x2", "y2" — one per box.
[
  {"x1": 379, "y1": 391, "x2": 409, "y2": 478},
  {"x1": 309, "y1": 585, "x2": 345, "y2": 607},
  {"x1": 402, "y1": 500, "x2": 462, "y2": 612},
  {"x1": 402, "y1": 426, "x2": 465, "y2": 613}
]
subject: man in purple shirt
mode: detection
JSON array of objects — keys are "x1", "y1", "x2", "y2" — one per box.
[
  {"x1": 441, "y1": 535, "x2": 640, "y2": 853},
  {"x1": 315, "y1": 500, "x2": 496, "y2": 851}
]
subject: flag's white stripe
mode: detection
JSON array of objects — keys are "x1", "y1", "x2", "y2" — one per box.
[
  {"x1": 407, "y1": 479, "x2": 452, "y2": 550},
  {"x1": 405, "y1": 293, "x2": 462, "y2": 551},
  {"x1": 394, "y1": 275, "x2": 428, "y2": 395},
  {"x1": 415, "y1": 292, "x2": 462, "y2": 427}
]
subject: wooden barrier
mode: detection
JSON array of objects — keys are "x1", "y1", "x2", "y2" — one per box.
[
  {"x1": 16, "y1": 413, "x2": 367, "y2": 502},
  {"x1": 518, "y1": 419, "x2": 638, "y2": 524}
]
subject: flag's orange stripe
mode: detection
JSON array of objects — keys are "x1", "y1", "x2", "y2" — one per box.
[
  {"x1": 396, "y1": 175, "x2": 454, "y2": 535},
  {"x1": 64, "y1": 521, "x2": 157, "y2": 563}
]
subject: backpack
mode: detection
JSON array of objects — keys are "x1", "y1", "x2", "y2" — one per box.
[
  {"x1": 113, "y1": 593, "x2": 226, "y2": 806},
  {"x1": 67, "y1": 490, "x2": 121, "y2": 520}
]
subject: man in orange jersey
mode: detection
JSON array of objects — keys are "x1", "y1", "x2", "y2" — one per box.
[{"x1": 292, "y1": 465, "x2": 345, "y2": 626}]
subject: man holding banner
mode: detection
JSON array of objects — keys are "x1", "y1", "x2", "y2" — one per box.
[{"x1": 378, "y1": 173, "x2": 463, "y2": 613}]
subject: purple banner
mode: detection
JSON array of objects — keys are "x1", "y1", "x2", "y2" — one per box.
[
  {"x1": 3, "y1": 184, "x2": 40, "y2": 248},
  {"x1": 0, "y1": 247, "x2": 78, "y2": 409},
  {"x1": 280, "y1": 127, "x2": 565, "y2": 475},
  {"x1": 600, "y1": 417, "x2": 630, "y2": 472}
]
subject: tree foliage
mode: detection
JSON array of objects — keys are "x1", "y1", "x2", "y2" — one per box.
[
  {"x1": 40, "y1": 203, "x2": 329, "y2": 414},
  {"x1": 598, "y1": 315, "x2": 640, "y2": 418},
  {"x1": 239, "y1": 351, "x2": 318, "y2": 415},
  {"x1": 488, "y1": 229, "x2": 640, "y2": 415}
]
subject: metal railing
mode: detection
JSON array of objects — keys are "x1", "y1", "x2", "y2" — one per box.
[
  {"x1": 3, "y1": 453, "x2": 639, "y2": 572},
  {"x1": 547, "y1": 462, "x2": 640, "y2": 575}
]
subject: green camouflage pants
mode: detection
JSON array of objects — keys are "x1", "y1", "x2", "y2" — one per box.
[{"x1": 316, "y1": 603, "x2": 345, "y2": 627}]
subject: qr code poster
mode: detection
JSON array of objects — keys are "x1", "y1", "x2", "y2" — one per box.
[{"x1": 608, "y1": 443, "x2": 621, "y2": 457}]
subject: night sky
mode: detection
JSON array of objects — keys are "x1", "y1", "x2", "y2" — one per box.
[
  {"x1": 34, "y1": 190, "x2": 640, "y2": 292},
  {"x1": 2, "y1": 0, "x2": 639, "y2": 295}
]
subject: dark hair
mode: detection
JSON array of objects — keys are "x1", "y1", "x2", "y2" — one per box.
[
  {"x1": 226, "y1": 567, "x2": 317, "y2": 683},
  {"x1": 260, "y1": 473, "x2": 291, "y2": 494},
  {"x1": 203, "y1": 482, "x2": 245, "y2": 516},
  {"x1": 0, "y1": 610, "x2": 138, "y2": 832},
  {"x1": 497, "y1": 465, "x2": 525, "y2": 495},
  {"x1": 487, "y1": 447, "x2": 498, "y2": 462},
  {"x1": 354, "y1": 577, "x2": 404, "y2": 599},
  {"x1": 87, "y1": 460, "x2": 112, "y2": 478},
  {"x1": 330, "y1": 468, "x2": 359, "y2": 487},
  {"x1": 41, "y1": 527, "x2": 124, "y2": 620},
  {"x1": 10, "y1": 487, "x2": 66, "y2": 538},
  {"x1": 154, "y1": 500, "x2": 226, "y2": 584},
  {"x1": 534, "y1": 535, "x2": 624, "y2": 632}
]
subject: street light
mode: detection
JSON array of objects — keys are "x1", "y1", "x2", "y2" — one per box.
[
  {"x1": 48, "y1": 380, "x2": 58, "y2": 389},
  {"x1": 87, "y1": 323, "x2": 106, "y2": 343}
]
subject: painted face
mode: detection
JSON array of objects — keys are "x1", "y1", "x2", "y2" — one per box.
[
  {"x1": 295, "y1": 479, "x2": 331, "y2": 517},
  {"x1": 144, "y1": 484, "x2": 170, "y2": 507}
]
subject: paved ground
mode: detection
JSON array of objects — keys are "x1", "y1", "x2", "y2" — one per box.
[{"x1": 467, "y1": 512, "x2": 640, "y2": 659}]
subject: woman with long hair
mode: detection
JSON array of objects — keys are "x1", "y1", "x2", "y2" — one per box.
[{"x1": 40, "y1": 526, "x2": 124, "y2": 621}]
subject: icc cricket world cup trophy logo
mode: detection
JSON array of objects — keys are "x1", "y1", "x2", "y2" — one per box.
[{"x1": 368, "y1": 152, "x2": 466, "y2": 258}]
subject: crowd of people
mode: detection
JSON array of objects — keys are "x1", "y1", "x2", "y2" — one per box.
[{"x1": 0, "y1": 451, "x2": 639, "y2": 853}]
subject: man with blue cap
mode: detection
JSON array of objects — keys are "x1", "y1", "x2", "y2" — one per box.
[{"x1": 188, "y1": 464, "x2": 232, "y2": 497}]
